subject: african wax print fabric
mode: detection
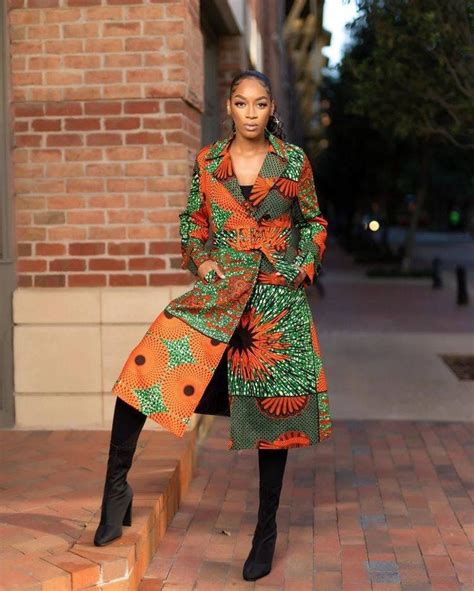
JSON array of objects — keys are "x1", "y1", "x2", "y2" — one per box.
[{"x1": 111, "y1": 129, "x2": 332, "y2": 449}]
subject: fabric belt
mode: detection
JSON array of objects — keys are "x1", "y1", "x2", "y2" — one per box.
[{"x1": 212, "y1": 226, "x2": 291, "y2": 265}]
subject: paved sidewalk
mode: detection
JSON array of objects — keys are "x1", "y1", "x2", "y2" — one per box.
[
  {"x1": 139, "y1": 415, "x2": 473, "y2": 590},
  {"x1": 304, "y1": 238, "x2": 474, "y2": 423}
]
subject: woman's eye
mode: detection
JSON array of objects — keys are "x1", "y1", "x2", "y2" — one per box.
[{"x1": 234, "y1": 102, "x2": 268, "y2": 108}]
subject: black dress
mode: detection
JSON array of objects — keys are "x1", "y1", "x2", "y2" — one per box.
[{"x1": 240, "y1": 184, "x2": 253, "y2": 200}]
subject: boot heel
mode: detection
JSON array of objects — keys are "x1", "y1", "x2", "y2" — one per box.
[{"x1": 123, "y1": 497, "x2": 132, "y2": 526}]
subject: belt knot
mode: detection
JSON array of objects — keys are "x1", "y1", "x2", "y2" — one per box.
[{"x1": 228, "y1": 226, "x2": 289, "y2": 264}]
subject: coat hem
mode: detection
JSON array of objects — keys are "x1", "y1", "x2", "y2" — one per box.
[{"x1": 111, "y1": 388, "x2": 191, "y2": 438}]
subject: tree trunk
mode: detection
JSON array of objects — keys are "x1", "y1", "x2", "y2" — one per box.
[{"x1": 401, "y1": 139, "x2": 432, "y2": 273}]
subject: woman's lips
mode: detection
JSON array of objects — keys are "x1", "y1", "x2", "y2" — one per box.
[{"x1": 244, "y1": 124, "x2": 258, "y2": 130}]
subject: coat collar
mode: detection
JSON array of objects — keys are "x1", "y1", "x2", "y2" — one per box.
[{"x1": 202, "y1": 129, "x2": 291, "y2": 221}]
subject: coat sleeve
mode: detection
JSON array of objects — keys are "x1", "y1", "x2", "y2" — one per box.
[
  {"x1": 178, "y1": 155, "x2": 210, "y2": 276},
  {"x1": 291, "y1": 151, "x2": 328, "y2": 286}
]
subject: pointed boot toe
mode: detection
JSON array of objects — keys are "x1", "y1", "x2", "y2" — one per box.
[
  {"x1": 94, "y1": 523, "x2": 122, "y2": 547},
  {"x1": 242, "y1": 525, "x2": 277, "y2": 581},
  {"x1": 94, "y1": 491, "x2": 132, "y2": 546}
]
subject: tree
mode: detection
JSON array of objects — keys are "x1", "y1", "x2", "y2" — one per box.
[{"x1": 343, "y1": 0, "x2": 474, "y2": 271}]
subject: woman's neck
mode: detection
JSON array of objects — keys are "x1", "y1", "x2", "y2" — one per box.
[{"x1": 229, "y1": 132, "x2": 269, "y2": 155}]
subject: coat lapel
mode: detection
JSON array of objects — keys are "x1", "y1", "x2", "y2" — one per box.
[{"x1": 204, "y1": 129, "x2": 290, "y2": 220}]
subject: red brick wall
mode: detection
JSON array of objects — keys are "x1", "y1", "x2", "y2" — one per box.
[
  {"x1": 8, "y1": 0, "x2": 204, "y2": 288},
  {"x1": 217, "y1": 34, "x2": 246, "y2": 131}
]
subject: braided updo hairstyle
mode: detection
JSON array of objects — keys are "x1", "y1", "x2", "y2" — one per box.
[{"x1": 228, "y1": 69, "x2": 286, "y2": 141}]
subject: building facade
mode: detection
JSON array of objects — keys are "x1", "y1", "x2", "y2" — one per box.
[{"x1": 1, "y1": 0, "x2": 329, "y2": 428}]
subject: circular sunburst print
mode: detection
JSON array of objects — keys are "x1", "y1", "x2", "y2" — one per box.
[{"x1": 256, "y1": 395, "x2": 309, "y2": 418}]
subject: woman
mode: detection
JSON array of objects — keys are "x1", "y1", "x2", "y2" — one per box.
[{"x1": 94, "y1": 69, "x2": 332, "y2": 582}]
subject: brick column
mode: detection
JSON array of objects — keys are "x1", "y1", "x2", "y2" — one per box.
[
  {"x1": 217, "y1": 34, "x2": 247, "y2": 131},
  {"x1": 9, "y1": 0, "x2": 203, "y2": 288}
]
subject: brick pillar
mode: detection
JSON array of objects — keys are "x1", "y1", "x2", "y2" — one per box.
[
  {"x1": 217, "y1": 35, "x2": 247, "y2": 133},
  {"x1": 8, "y1": 0, "x2": 203, "y2": 288}
]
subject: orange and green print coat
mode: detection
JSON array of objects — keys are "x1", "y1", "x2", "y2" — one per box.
[{"x1": 112, "y1": 129, "x2": 333, "y2": 450}]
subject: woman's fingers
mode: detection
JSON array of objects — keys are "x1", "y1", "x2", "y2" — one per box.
[
  {"x1": 197, "y1": 260, "x2": 212, "y2": 280},
  {"x1": 294, "y1": 268, "x2": 307, "y2": 287},
  {"x1": 213, "y1": 263, "x2": 226, "y2": 279},
  {"x1": 197, "y1": 260, "x2": 226, "y2": 282},
  {"x1": 275, "y1": 268, "x2": 305, "y2": 287}
]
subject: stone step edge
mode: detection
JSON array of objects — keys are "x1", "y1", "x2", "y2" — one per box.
[{"x1": 39, "y1": 423, "x2": 204, "y2": 591}]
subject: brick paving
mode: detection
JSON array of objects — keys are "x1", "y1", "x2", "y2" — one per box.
[
  {"x1": 139, "y1": 416, "x2": 474, "y2": 590},
  {"x1": 0, "y1": 428, "x2": 197, "y2": 590}
]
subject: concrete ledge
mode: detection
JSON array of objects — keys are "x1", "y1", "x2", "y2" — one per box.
[
  {"x1": 12, "y1": 286, "x2": 193, "y2": 428},
  {"x1": 0, "y1": 424, "x2": 205, "y2": 590},
  {"x1": 13, "y1": 286, "x2": 191, "y2": 325}
]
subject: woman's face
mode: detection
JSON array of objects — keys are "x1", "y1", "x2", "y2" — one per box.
[{"x1": 227, "y1": 78, "x2": 274, "y2": 139}]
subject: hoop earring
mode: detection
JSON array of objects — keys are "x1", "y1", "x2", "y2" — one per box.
[{"x1": 270, "y1": 112, "x2": 280, "y2": 126}]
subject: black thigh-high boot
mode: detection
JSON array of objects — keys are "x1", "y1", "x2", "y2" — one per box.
[
  {"x1": 94, "y1": 397, "x2": 147, "y2": 546},
  {"x1": 242, "y1": 447, "x2": 288, "y2": 581}
]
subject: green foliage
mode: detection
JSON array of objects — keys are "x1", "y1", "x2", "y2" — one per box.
[{"x1": 343, "y1": 0, "x2": 474, "y2": 149}]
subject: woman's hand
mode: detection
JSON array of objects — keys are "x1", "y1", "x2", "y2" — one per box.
[
  {"x1": 276, "y1": 267, "x2": 307, "y2": 288},
  {"x1": 293, "y1": 267, "x2": 308, "y2": 287},
  {"x1": 197, "y1": 259, "x2": 226, "y2": 282}
]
